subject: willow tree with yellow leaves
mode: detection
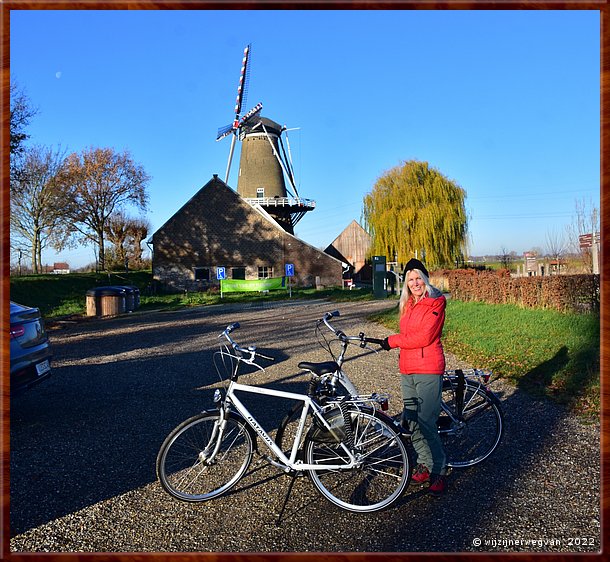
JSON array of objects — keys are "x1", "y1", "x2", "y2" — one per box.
[{"x1": 362, "y1": 160, "x2": 468, "y2": 269}]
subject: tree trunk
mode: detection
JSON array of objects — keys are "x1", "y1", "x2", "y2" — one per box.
[
  {"x1": 132, "y1": 235, "x2": 144, "y2": 264},
  {"x1": 97, "y1": 229, "x2": 106, "y2": 271},
  {"x1": 31, "y1": 232, "x2": 39, "y2": 273}
]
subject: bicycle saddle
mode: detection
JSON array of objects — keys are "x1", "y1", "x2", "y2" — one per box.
[{"x1": 298, "y1": 361, "x2": 339, "y2": 376}]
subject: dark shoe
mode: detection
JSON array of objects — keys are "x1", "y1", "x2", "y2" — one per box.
[
  {"x1": 429, "y1": 474, "x2": 447, "y2": 497},
  {"x1": 411, "y1": 463, "x2": 430, "y2": 484}
]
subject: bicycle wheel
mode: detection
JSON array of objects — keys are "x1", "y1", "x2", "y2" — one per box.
[
  {"x1": 156, "y1": 411, "x2": 254, "y2": 502},
  {"x1": 439, "y1": 380, "x2": 504, "y2": 468},
  {"x1": 304, "y1": 407, "x2": 410, "y2": 513}
]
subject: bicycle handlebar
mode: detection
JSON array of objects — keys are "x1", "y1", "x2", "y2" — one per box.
[
  {"x1": 218, "y1": 323, "x2": 275, "y2": 362},
  {"x1": 362, "y1": 336, "x2": 385, "y2": 346},
  {"x1": 319, "y1": 311, "x2": 385, "y2": 350}
]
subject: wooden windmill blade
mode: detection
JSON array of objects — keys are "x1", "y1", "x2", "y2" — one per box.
[
  {"x1": 216, "y1": 44, "x2": 250, "y2": 140},
  {"x1": 216, "y1": 123, "x2": 234, "y2": 141},
  {"x1": 238, "y1": 102, "x2": 263, "y2": 128},
  {"x1": 234, "y1": 44, "x2": 251, "y2": 119},
  {"x1": 216, "y1": 44, "x2": 263, "y2": 183},
  {"x1": 283, "y1": 127, "x2": 300, "y2": 172},
  {"x1": 278, "y1": 134, "x2": 298, "y2": 197}
]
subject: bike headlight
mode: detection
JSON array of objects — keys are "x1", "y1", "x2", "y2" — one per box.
[{"x1": 213, "y1": 389, "x2": 222, "y2": 403}]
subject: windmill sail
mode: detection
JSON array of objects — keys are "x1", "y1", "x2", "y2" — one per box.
[{"x1": 216, "y1": 44, "x2": 263, "y2": 182}]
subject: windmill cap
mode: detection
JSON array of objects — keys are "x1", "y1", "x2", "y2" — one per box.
[
  {"x1": 403, "y1": 258, "x2": 429, "y2": 278},
  {"x1": 242, "y1": 116, "x2": 283, "y2": 136}
]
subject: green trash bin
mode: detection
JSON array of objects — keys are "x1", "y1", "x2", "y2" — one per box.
[{"x1": 372, "y1": 256, "x2": 387, "y2": 299}]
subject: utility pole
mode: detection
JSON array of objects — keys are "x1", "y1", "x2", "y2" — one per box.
[{"x1": 592, "y1": 233, "x2": 600, "y2": 274}]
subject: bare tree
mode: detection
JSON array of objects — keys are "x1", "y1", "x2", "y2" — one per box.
[
  {"x1": 10, "y1": 80, "x2": 38, "y2": 158},
  {"x1": 498, "y1": 246, "x2": 513, "y2": 270},
  {"x1": 545, "y1": 228, "x2": 568, "y2": 273},
  {"x1": 104, "y1": 212, "x2": 151, "y2": 270},
  {"x1": 61, "y1": 147, "x2": 150, "y2": 271},
  {"x1": 127, "y1": 216, "x2": 151, "y2": 268},
  {"x1": 10, "y1": 145, "x2": 68, "y2": 273},
  {"x1": 104, "y1": 210, "x2": 131, "y2": 268}
]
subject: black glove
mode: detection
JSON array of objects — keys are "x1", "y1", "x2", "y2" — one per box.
[{"x1": 381, "y1": 337, "x2": 391, "y2": 351}]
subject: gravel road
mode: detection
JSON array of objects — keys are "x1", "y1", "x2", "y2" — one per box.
[{"x1": 9, "y1": 298, "x2": 601, "y2": 553}]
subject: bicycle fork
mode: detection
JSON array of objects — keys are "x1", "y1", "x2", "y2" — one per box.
[{"x1": 199, "y1": 406, "x2": 231, "y2": 465}]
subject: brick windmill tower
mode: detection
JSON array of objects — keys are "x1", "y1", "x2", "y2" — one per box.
[{"x1": 216, "y1": 45, "x2": 315, "y2": 234}]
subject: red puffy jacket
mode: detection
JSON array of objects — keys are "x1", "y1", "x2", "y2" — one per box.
[{"x1": 387, "y1": 293, "x2": 446, "y2": 375}]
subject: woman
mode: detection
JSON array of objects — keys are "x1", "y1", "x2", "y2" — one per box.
[{"x1": 382, "y1": 258, "x2": 447, "y2": 496}]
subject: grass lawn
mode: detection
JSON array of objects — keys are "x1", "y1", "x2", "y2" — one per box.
[
  {"x1": 9, "y1": 270, "x2": 377, "y2": 318},
  {"x1": 370, "y1": 299, "x2": 600, "y2": 417},
  {"x1": 9, "y1": 271, "x2": 152, "y2": 318}
]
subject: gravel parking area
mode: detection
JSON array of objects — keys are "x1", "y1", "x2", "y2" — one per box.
[{"x1": 9, "y1": 299, "x2": 601, "y2": 553}]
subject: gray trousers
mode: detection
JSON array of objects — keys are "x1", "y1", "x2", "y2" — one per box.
[{"x1": 400, "y1": 374, "x2": 447, "y2": 475}]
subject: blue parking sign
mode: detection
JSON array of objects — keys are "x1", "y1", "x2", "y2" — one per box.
[
  {"x1": 217, "y1": 267, "x2": 226, "y2": 280},
  {"x1": 285, "y1": 263, "x2": 294, "y2": 277}
]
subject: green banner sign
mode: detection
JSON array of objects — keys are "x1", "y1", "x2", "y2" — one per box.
[{"x1": 220, "y1": 276, "x2": 286, "y2": 293}]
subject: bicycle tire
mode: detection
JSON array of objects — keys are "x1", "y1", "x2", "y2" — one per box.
[
  {"x1": 304, "y1": 407, "x2": 411, "y2": 513},
  {"x1": 156, "y1": 411, "x2": 254, "y2": 502},
  {"x1": 439, "y1": 380, "x2": 504, "y2": 468}
]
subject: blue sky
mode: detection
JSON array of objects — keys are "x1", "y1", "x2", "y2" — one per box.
[{"x1": 10, "y1": 9, "x2": 600, "y2": 268}]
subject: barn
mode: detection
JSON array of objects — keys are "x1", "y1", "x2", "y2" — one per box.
[
  {"x1": 150, "y1": 175, "x2": 344, "y2": 291},
  {"x1": 324, "y1": 220, "x2": 372, "y2": 284}
]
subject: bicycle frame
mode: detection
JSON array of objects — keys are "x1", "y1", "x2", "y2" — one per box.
[
  {"x1": 437, "y1": 371, "x2": 495, "y2": 437},
  {"x1": 211, "y1": 329, "x2": 364, "y2": 472},
  {"x1": 220, "y1": 379, "x2": 361, "y2": 472}
]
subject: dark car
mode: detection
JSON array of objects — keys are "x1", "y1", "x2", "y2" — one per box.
[{"x1": 10, "y1": 301, "x2": 53, "y2": 394}]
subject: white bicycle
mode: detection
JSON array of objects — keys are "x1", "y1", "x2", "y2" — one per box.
[{"x1": 156, "y1": 322, "x2": 412, "y2": 513}]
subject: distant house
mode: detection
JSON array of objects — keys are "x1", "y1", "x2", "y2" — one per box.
[
  {"x1": 324, "y1": 220, "x2": 372, "y2": 283},
  {"x1": 548, "y1": 259, "x2": 568, "y2": 275},
  {"x1": 53, "y1": 262, "x2": 70, "y2": 274},
  {"x1": 150, "y1": 175, "x2": 343, "y2": 291}
]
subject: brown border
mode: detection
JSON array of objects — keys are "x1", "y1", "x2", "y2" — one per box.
[{"x1": 1, "y1": 1, "x2": 607, "y2": 561}]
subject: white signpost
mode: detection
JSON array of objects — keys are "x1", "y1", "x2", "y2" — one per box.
[{"x1": 217, "y1": 267, "x2": 226, "y2": 298}]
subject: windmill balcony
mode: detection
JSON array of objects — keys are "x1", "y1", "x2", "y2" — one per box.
[{"x1": 244, "y1": 196, "x2": 316, "y2": 210}]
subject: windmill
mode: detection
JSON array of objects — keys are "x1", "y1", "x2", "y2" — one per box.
[{"x1": 216, "y1": 44, "x2": 315, "y2": 234}]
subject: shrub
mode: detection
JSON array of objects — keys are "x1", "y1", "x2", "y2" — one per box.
[{"x1": 443, "y1": 270, "x2": 599, "y2": 313}]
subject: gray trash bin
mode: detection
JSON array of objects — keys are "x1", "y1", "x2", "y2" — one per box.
[
  {"x1": 116, "y1": 286, "x2": 135, "y2": 312},
  {"x1": 115, "y1": 285, "x2": 140, "y2": 311}
]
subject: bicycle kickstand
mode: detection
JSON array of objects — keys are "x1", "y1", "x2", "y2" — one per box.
[{"x1": 275, "y1": 472, "x2": 299, "y2": 527}]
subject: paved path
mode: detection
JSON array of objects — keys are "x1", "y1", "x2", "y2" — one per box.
[{"x1": 9, "y1": 299, "x2": 601, "y2": 553}]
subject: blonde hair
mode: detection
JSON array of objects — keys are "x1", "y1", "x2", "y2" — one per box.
[{"x1": 399, "y1": 268, "x2": 439, "y2": 317}]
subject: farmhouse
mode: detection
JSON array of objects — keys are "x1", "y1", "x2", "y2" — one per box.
[{"x1": 150, "y1": 175, "x2": 343, "y2": 291}]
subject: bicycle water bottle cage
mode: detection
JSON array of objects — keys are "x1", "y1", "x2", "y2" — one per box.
[
  {"x1": 310, "y1": 409, "x2": 348, "y2": 443},
  {"x1": 298, "y1": 361, "x2": 339, "y2": 376}
]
